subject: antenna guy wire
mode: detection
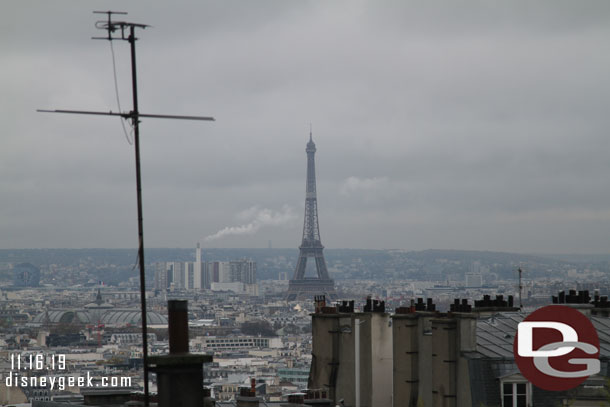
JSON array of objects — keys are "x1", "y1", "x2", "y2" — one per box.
[{"x1": 109, "y1": 40, "x2": 133, "y2": 144}]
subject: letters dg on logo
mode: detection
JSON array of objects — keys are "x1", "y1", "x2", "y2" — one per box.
[{"x1": 513, "y1": 305, "x2": 600, "y2": 391}]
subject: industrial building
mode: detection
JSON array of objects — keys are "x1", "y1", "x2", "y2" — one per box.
[{"x1": 153, "y1": 246, "x2": 257, "y2": 294}]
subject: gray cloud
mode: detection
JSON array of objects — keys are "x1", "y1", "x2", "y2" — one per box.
[{"x1": 2, "y1": 1, "x2": 610, "y2": 252}]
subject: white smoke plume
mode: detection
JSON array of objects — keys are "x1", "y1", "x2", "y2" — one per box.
[{"x1": 204, "y1": 205, "x2": 297, "y2": 242}]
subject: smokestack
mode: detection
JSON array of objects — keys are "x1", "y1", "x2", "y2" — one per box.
[{"x1": 194, "y1": 242, "x2": 202, "y2": 289}]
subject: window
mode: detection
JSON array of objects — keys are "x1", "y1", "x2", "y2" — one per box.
[{"x1": 502, "y1": 382, "x2": 529, "y2": 407}]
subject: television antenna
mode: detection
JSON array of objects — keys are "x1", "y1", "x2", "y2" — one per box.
[
  {"x1": 38, "y1": 11, "x2": 215, "y2": 406},
  {"x1": 518, "y1": 267, "x2": 523, "y2": 310}
]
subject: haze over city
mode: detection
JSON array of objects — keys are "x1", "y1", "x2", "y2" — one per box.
[{"x1": 3, "y1": 1, "x2": 610, "y2": 253}]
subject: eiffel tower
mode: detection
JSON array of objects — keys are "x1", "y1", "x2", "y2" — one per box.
[{"x1": 286, "y1": 130, "x2": 337, "y2": 301}]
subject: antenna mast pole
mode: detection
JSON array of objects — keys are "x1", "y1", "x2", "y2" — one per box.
[
  {"x1": 518, "y1": 267, "x2": 523, "y2": 310},
  {"x1": 98, "y1": 14, "x2": 152, "y2": 405},
  {"x1": 38, "y1": 12, "x2": 216, "y2": 406},
  {"x1": 127, "y1": 24, "x2": 150, "y2": 406}
]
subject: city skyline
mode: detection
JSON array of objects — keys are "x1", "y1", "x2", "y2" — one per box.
[{"x1": 3, "y1": 1, "x2": 610, "y2": 253}]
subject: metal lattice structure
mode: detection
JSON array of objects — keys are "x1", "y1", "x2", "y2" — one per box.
[{"x1": 286, "y1": 131, "x2": 337, "y2": 301}]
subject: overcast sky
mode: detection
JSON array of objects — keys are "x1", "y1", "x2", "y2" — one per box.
[{"x1": 3, "y1": 1, "x2": 610, "y2": 253}]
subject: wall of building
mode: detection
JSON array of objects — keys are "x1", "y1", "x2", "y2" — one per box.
[
  {"x1": 431, "y1": 317, "x2": 457, "y2": 407},
  {"x1": 368, "y1": 313, "x2": 393, "y2": 407},
  {"x1": 455, "y1": 314, "x2": 475, "y2": 407},
  {"x1": 392, "y1": 313, "x2": 434, "y2": 407},
  {"x1": 309, "y1": 314, "x2": 340, "y2": 400},
  {"x1": 335, "y1": 316, "x2": 356, "y2": 406},
  {"x1": 310, "y1": 311, "x2": 393, "y2": 407},
  {"x1": 391, "y1": 311, "x2": 474, "y2": 407},
  {"x1": 195, "y1": 243, "x2": 202, "y2": 289}
]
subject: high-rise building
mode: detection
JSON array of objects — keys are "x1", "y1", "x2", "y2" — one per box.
[
  {"x1": 154, "y1": 244, "x2": 208, "y2": 291},
  {"x1": 154, "y1": 262, "x2": 169, "y2": 290},
  {"x1": 242, "y1": 261, "x2": 256, "y2": 285},
  {"x1": 230, "y1": 259, "x2": 256, "y2": 284},
  {"x1": 210, "y1": 261, "x2": 220, "y2": 284},
  {"x1": 202, "y1": 262, "x2": 211, "y2": 289},
  {"x1": 208, "y1": 259, "x2": 257, "y2": 295},
  {"x1": 217, "y1": 261, "x2": 231, "y2": 283},
  {"x1": 183, "y1": 262, "x2": 194, "y2": 290},
  {"x1": 154, "y1": 262, "x2": 185, "y2": 290},
  {"x1": 168, "y1": 262, "x2": 184, "y2": 289}
]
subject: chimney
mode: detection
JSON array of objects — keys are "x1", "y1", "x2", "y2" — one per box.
[
  {"x1": 392, "y1": 312, "x2": 419, "y2": 407},
  {"x1": 287, "y1": 393, "x2": 305, "y2": 405},
  {"x1": 472, "y1": 294, "x2": 519, "y2": 317},
  {"x1": 236, "y1": 378, "x2": 260, "y2": 407},
  {"x1": 314, "y1": 295, "x2": 326, "y2": 313},
  {"x1": 148, "y1": 300, "x2": 213, "y2": 407},
  {"x1": 552, "y1": 290, "x2": 594, "y2": 317},
  {"x1": 363, "y1": 295, "x2": 385, "y2": 312},
  {"x1": 309, "y1": 300, "x2": 341, "y2": 402},
  {"x1": 392, "y1": 301, "x2": 436, "y2": 407},
  {"x1": 431, "y1": 316, "x2": 457, "y2": 407},
  {"x1": 304, "y1": 389, "x2": 333, "y2": 406},
  {"x1": 310, "y1": 296, "x2": 392, "y2": 406},
  {"x1": 168, "y1": 300, "x2": 189, "y2": 354},
  {"x1": 591, "y1": 293, "x2": 610, "y2": 317},
  {"x1": 203, "y1": 388, "x2": 215, "y2": 407}
]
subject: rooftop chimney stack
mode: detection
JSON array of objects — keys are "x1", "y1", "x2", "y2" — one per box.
[
  {"x1": 314, "y1": 295, "x2": 326, "y2": 314},
  {"x1": 148, "y1": 300, "x2": 212, "y2": 407},
  {"x1": 236, "y1": 378, "x2": 260, "y2": 407},
  {"x1": 168, "y1": 300, "x2": 189, "y2": 354}
]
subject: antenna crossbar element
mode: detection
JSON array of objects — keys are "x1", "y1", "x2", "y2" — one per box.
[
  {"x1": 37, "y1": 109, "x2": 215, "y2": 121},
  {"x1": 139, "y1": 113, "x2": 215, "y2": 121},
  {"x1": 93, "y1": 10, "x2": 127, "y2": 14},
  {"x1": 37, "y1": 109, "x2": 125, "y2": 117},
  {"x1": 92, "y1": 11, "x2": 149, "y2": 41}
]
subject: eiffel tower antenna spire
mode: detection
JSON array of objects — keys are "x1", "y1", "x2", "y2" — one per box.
[{"x1": 286, "y1": 129, "x2": 337, "y2": 301}]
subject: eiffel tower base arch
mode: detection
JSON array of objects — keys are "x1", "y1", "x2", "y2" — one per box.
[{"x1": 286, "y1": 278, "x2": 337, "y2": 301}]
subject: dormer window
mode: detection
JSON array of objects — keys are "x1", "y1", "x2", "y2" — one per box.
[{"x1": 502, "y1": 381, "x2": 531, "y2": 407}]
